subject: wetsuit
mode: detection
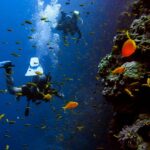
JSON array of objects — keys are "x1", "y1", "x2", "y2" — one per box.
[
  {"x1": 0, "y1": 61, "x2": 63, "y2": 116},
  {"x1": 56, "y1": 11, "x2": 82, "y2": 42}
]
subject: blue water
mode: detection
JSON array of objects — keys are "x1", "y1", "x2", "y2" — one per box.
[{"x1": 0, "y1": 0, "x2": 131, "y2": 149}]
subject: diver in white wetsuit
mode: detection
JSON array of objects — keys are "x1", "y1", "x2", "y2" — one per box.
[{"x1": 0, "y1": 57, "x2": 63, "y2": 116}]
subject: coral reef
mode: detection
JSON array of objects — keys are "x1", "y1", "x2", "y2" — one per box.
[
  {"x1": 117, "y1": 114, "x2": 150, "y2": 150},
  {"x1": 98, "y1": 0, "x2": 150, "y2": 149}
]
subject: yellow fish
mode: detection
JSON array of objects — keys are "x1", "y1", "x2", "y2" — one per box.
[
  {"x1": 35, "y1": 71, "x2": 43, "y2": 75},
  {"x1": 147, "y1": 78, "x2": 150, "y2": 86},
  {"x1": 0, "y1": 114, "x2": 5, "y2": 120},
  {"x1": 62, "y1": 101, "x2": 79, "y2": 110},
  {"x1": 124, "y1": 88, "x2": 134, "y2": 97},
  {"x1": 43, "y1": 94, "x2": 52, "y2": 101},
  {"x1": 142, "y1": 78, "x2": 150, "y2": 87},
  {"x1": 5, "y1": 145, "x2": 9, "y2": 150},
  {"x1": 112, "y1": 66, "x2": 126, "y2": 74},
  {"x1": 27, "y1": 82, "x2": 37, "y2": 87}
]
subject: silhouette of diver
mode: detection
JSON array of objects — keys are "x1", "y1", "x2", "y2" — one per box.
[
  {"x1": 56, "y1": 10, "x2": 82, "y2": 43},
  {"x1": 0, "y1": 58, "x2": 63, "y2": 116}
]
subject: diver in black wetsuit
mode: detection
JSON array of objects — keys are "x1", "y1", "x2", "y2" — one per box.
[
  {"x1": 0, "y1": 60, "x2": 63, "y2": 116},
  {"x1": 56, "y1": 10, "x2": 82, "y2": 43}
]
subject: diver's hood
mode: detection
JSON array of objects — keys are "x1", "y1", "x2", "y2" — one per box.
[{"x1": 25, "y1": 57, "x2": 43, "y2": 76}]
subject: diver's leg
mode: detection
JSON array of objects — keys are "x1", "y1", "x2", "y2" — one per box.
[{"x1": 0, "y1": 61, "x2": 22, "y2": 94}]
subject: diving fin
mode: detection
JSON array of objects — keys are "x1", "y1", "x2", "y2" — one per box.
[
  {"x1": 0, "y1": 61, "x2": 14, "y2": 68},
  {"x1": 25, "y1": 57, "x2": 43, "y2": 76}
]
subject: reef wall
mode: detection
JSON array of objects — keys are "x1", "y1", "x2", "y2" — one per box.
[{"x1": 98, "y1": 0, "x2": 150, "y2": 149}]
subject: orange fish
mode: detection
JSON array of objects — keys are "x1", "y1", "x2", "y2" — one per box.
[
  {"x1": 62, "y1": 101, "x2": 79, "y2": 110},
  {"x1": 112, "y1": 66, "x2": 125, "y2": 74},
  {"x1": 121, "y1": 31, "x2": 136, "y2": 57}
]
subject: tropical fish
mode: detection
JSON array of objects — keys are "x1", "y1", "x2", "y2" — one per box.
[
  {"x1": 24, "y1": 124, "x2": 32, "y2": 127},
  {"x1": 28, "y1": 36, "x2": 33, "y2": 39},
  {"x1": 112, "y1": 45, "x2": 118, "y2": 51},
  {"x1": 5, "y1": 145, "x2": 9, "y2": 150},
  {"x1": 64, "y1": 77, "x2": 74, "y2": 81},
  {"x1": 6, "y1": 119, "x2": 16, "y2": 124},
  {"x1": 79, "y1": 4, "x2": 85, "y2": 7},
  {"x1": 147, "y1": 78, "x2": 150, "y2": 85},
  {"x1": 32, "y1": 45, "x2": 37, "y2": 48},
  {"x1": 43, "y1": 94, "x2": 52, "y2": 100},
  {"x1": 112, "y1": 66, "x2": 126, "y2": 74},
  {"x1": 10, "y1": 52, "x2": 21, "y2": 57},
  {"x1": 25, "y1": 20, "x2": 32, "y2": 24},
  {"x1": 95, "y1": 76, "x2": 100, "y2": 80},
  {"x1": 26, "y1": 82, "x2": 37, "y2": 87},
  {"x1": 4, "y1": 134, "x2": 11, "y2": 138},
  {"x1": 129, "y1": 82, "x2": 139, "y2": 86},
  {"x1": 89, "y1": 31, "x2": 95, "y2": 35},
  {"x1": 142, "y1": 78, "x2": 150, "y2": 87},
  {"x1": 62, "y1": 101, "x2": 79, "y2": 110},
  {"x1": 35, "y1": 71, "x2": 43, "y2": 75},
  {"x1": 7, "y1": 28, "x2": 13, "y2": 32},
  {"x1": 16, "y1": 92, "x2": 22, "y2": 96},
  {"x1": 65, "y1": 2, "x2": 70, "y2": 5},
  {"x1": 40, "y1": 17, "x2": 47, "y2": 21},
  {"x1": 71, "y1": 37, "x2": 78, "y2": 40},
  {"x1": 18, "y1": 48, "x2": 22, "y2": 50},
  {"x1": 30, "y1": 28, "x2": 35, "y2": 32},
  {"x1": 64, "y1": 43, "x2": 69, "y2": 47},
  {"x1": 0, "y1": 114, "x2": 5, "y2": 120},
  {"x1": 76, "y1": 125, "x2": 84, "y2": 131},
  {"x1": 56, "y1": 114, "x2": 63, "y2": 120},
  {"x1": 15, "y1": 41, "x2": 21, "y2": 44},
  {"x1": 124, "y1": 88, "x2": 134, "y2": 97},
  {"x1": 121, "y1": 31, "x2": 136, "y2": 57},
  {"x1": 41, "y1": 125, "x2": 47, "y2": 129},
  {"x1": 48, "y1": 47, "x2": 54, "y2": 49}
]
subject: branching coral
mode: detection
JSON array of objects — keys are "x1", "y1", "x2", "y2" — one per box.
[{"x1": 116, "y1": 114, "x2": 150, "y2": 150}]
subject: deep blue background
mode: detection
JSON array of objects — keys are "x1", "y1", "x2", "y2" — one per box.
[{"x1": 0, "y1": 0, "x2": 132, "y2": 149}]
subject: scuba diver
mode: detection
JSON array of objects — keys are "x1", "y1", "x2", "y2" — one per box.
[
  {"x1": 56, "y1": 10, "x2": 83, "y2": 43},
  {"x1": 0, "y1": 57, "x2": 63, "y2": 116}
]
